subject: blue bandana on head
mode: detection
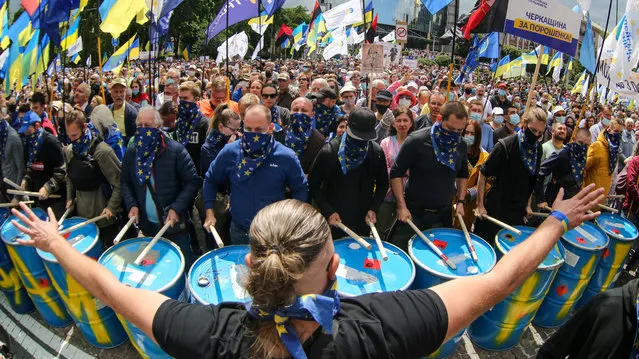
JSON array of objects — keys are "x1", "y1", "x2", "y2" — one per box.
[
  {"x1": 175, "y1": 100, "x2": 203, "y2": 145},
  {"x1": 565, "y1": 142, "x2": 587, "y2": 184},
  {"x1": 102, "y1": 124, "x2": 125, "y2": 161},
  {"x1": 285, "y1": 113, "x2": 315, "y2": 158},
  {"x1": 237, "y1": 131, "x2": 274, "y2": 181},
  {"x1": 71, "y1": 127, "x2": 92, "y2": 158},
  {"x1": 605, "y1": 131, "x2": 621, "y2": 174},
  {"x1": 271, "y1": 106, "x2": 280, "y2": 127},
  {"x1": 338, "y1": 134, "x2": 368, "y2": 174},
  {"x1": 0, "y1": 120, "x2": 8, "y2": 159},
  {"x1": 431, "y1": 122, "x2": 461, "y2": 170},
  {"x1": 246, "y1": 281, "x2": 341, "y2": 359},
  {"x1": 26, "y1": 128, "x2": 44, "y2": 166},
  {"x1": 134, "y1": 128, "x2": 161, "y2": 185},
  {"x1": 313, "y1": 103, "x2": 342, "y2": 137},
  {"x1": 518, "y1": 130, "x2": 538, "y2": 175}
]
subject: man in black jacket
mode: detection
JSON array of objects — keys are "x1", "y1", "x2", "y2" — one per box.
[{"x1": 309, "y1": 108, "x2": 388, "y2": 239}]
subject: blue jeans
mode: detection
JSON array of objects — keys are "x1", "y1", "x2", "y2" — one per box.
[{"x1": 229, "y1": 221, "x2": 250, "y2": 245}]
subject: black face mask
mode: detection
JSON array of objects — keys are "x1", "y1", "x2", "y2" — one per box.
[
  {"x1": 464, "y1": 88, "x2": 473, "y2": 95},
  {"x1": 266, "y1": 70, "x2": 273, "y2": 77},
  {"x1": 524, "y1": 127, "x2": 541, "y2": 144},
  {"x1": 376, "y1": 104, "x2": 389, "y2": 114}
]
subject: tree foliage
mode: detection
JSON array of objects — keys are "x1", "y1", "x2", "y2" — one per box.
[{"x1": 501, "y1": 45, "x2": 521, "y2": 60}]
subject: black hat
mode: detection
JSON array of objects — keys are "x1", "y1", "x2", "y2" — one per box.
[
  {"x1": 375, "y1": 89, "x2": 393, "y2": 101},
  {"x1": 347, "y1": 108, "x2": 378, "y2": 141},
  {"x1": 311, "y1": 87, "x2": 337, "y2": 100}
]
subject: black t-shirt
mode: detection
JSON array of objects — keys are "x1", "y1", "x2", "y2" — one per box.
[
  {"x1": 537, "y1": 278, "x2": 638, "y2": 359},
  {"x1": 152, "y1": 289, "x2": 448, "y2": 359}
]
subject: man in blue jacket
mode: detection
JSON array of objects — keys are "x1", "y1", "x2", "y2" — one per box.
[
  {"x1": 121, "y1": 107, "x2": 201, "y2": 268},
  {"x1": 202, "y1": 104, "x2": 308, "y2": 245}
]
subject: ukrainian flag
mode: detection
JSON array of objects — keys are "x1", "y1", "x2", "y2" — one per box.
[
  {"x1": 571, "y1": 70, "x2": 587, "y2": 94},
  {"x1": 494, "y1": 55, "x2": 511, "y2": 78},
  {"x1": 61, "y1": 14, "x2": 80, "y2": 51},
  {"x1": 0, "y1": 0, "x2": 8, "y2": 49},
  {"x1": 103, "y1": 35, "x2": 138, "y2": 75},
  {"x1": 128, "y1": 38, "x2": 140, "y2": 60},
  {"x1": 71, "y1": 53, "x2": 81, "y2": 64},
  {"x1": 504, "y1": 56, "x2": 522, "y2": 79},
  {"x1": 248, "y1": 11, "x2": 273, "y2": 34},
  {"x1": 99, "y1": 0, "x2": 148, "y2": 38},
  {"x1": 353, "y1": 0, "x2": 373, "y2": 27},
  {"x1": 21, "y1": 29, "x2": 40, "y2": 85},
  {"x1": 546, "y1": 52, "x2": 562, "y2": 75},
  {"x1": 307, "y1": 15, "x2": 327, "y2": 56},
  {"x1": 541, "y1": 46, "x2": 550, "y2": 65},
  {"x1": 34, "y1": 34, "x2": 50, "y2": 83},
  {"x1": 8, "y1": 11, "x2": 33, "y2": 47},
  {"x1": 521, "y1": 48, "x2": 537, "y2": 64},
  {"x1": 5, "y1": 40, "x2": 22, "y2": 92},
  {"x1": 292, "y1": 23, "x2": 307, "y2": 45}
]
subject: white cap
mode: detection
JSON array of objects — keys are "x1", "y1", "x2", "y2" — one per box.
[
  {"x1": 551, "y1": 105, "x2": 565, "y2": 115},
  {"x1": 492, "y1": 107, "x2": 504, "y2": 115},
  {"x1": 340, "y1": 84, "x2": 357, "y2": 95},
  {"x1": 407, "y1": 81, "x2": 418, "y2": 90}
]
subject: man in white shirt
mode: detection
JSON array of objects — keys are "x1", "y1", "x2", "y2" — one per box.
[{"x1": 468, "y1": 85, "x2": 492, "y2": 119}]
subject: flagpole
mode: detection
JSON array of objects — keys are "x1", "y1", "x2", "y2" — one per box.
[
  {"x1": 97, "y1": 37, "x2": 106, "y2": 102},
  {"x1": 533, "y1": 47, "x2": 551, "y2": 95},
  {"x1": 361, "y1": 0, "x2": 369, "y2": 106},
  {"x1": 523, "y1": 45, "x2": 544, "y2": 121},
  {"x1": 445, "y1": 0, "x2": 459, "y2": 102},
  {"x1": 225, "y1": 0, "x2": 229, "y2": 78}
]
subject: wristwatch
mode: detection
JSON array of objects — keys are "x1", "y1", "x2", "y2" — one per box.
[{"x1": 456, "y1": 198, "x2": 466, "y2": 205}]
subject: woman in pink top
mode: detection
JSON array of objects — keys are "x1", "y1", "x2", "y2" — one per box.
[{"x1": 378, "y1": 107, "x2": 414, "y2": 237}]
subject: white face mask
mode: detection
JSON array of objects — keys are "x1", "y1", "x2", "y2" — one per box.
[
  {"x1": 343, "y1": 98, "x2": 355, "y2": 106},
  {"x1": 398, "y1": 98, "x2": 411, "y2": 108}
]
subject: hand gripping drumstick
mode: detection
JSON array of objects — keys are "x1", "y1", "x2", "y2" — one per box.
[
  {"x1": 456, "y1": 214, "x2": 478, "y2": 262},
  {"x1": 134, "y1": 221, "x2": 172, "y2": 266},
  {"x1": 58, "y1": 200, "x2": 75, "y2": 226},
  {"x1": 333, "y1": 222, "x2": 373, "y2": 250},
  {"x1": 7, "y1": 189, "x2": 62, "y2": 199},
  {"x1": 59, "y1": 214, "x2": 108, "y2": 235},
  {"x1": 209, "y1": 225, "x2": 224, "y2": 248},
  {"x1": 367, "y1": 220, "x2": 388, "y2": 261},
  {"x1": 483, "y1": 215, "x2": 522, "y2": 236},
  {"x1": 113, "y1": 216, "x2": 136, "y2": 245},
  {"x1": 0, "y1": 201, "x2": 34, "y2": 208},
  {"x1": 406, "y1": 219, "x2": 457, "y2": 270}
]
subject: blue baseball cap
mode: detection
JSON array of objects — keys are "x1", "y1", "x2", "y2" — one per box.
[{"x1": 18, "y1": 111, "x2": 41, "y2": 134}]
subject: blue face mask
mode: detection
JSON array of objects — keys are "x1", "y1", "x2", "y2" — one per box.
[
  {"x1": 448, "y1": 92, "x2": 454, "y2": 101},
  {"x1": 555, "y1": 116, "x2": 566, "y2": 124},
  {"x1": 132, "y1": 89, "x2": 140, "y2": 96},
  {"x1": 602, "y1": 117, "x2": 611, "y2": 126},
  {"x1": 498, "y1": 89, "x2": 506, "y2": 96},
  {"x1": 463, "y1": 135, "x2": 475, "y2": 146},
  {"x1": 494, "y1": 116, "x2": 504, "y2": 125},
  {"x1": 470, "y1": 113, "x2": 482, "y2": 122},
  {"x1": 510, "y1": 114, "x2": 521, "y2": 126}
]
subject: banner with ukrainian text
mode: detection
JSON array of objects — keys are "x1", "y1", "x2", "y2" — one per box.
[{"x1": 503, "y1": 0, "x2": 581, "y2": 56}]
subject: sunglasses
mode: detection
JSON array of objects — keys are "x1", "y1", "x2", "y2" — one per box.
[{"x1": 262, "y1": 93, "x2": 277, "y2": 99}]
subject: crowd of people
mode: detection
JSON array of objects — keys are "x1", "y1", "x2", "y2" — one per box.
[{"x1": 5, "y1": 54, "x2": 639, "y2": 358}]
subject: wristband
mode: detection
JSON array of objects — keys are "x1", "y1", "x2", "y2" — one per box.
[{"x1": 550, "y1": 210, "x2": 569, "y2": 233}]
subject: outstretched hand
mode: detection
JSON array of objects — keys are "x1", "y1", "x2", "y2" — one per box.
[
  {"x1": 10, "y1": 203, "x2": 62, "y2": 252},
  {"x1": 551, "y1": 184, "x2": 605, "y2": 230}
]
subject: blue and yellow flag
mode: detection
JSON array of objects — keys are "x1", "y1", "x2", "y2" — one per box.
[
  {"x1": 353, "y1": 0, "x2": 373, "y2": 27},
  {"x1": 99, "y1": 0, "x2": 148, "y2": 38},
  {"x1": 540, "y1": 46, "x2": 550, "y2": 65},
  {"x1": 0, "y1": 0, "x2": 8, "y2": 49},
  {"x1": 21, "y1": 29, "x2": 40, "y2": 86},
  {"x1": 8, "y1": 11, "x2": 33, "y2": 47},
  {"x1": 61, "y1": 13, "x2": 80, "y2": 51},
  {"x1": 546, "y1": 52, "x2": 562, "y2": 74},
  {"x1": 128, "y1": 38, "x2": 140, "y2": 60},
  {"x1": 34, "y1": 34, "x2": 50, "y2": 83},
  {"x1": 103, "y1": 35, "x2": 137, "y2": 74},
  {"x1": 571, "y1": 70, "x2": 587, "y2": 94},
  {"x1": 71, "y1": 53, "x2": 81, "y2": 64},
  {"x1": 5, "y1": 40, "x2": 23, "y2": 92},
  {"x1": 494, "y1": 55, "x2": 511, "y2": 78}
]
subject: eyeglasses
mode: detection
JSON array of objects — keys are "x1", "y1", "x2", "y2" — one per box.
[
  {"x1": 222, "y1": 124, "x2": 241, "y2": 133},
  {"x1": 299, "y1": 78, "x2": 308, "y2": 81},
  {"x1": 262, "y1": 93, "x2": 277, "y2": 99}
]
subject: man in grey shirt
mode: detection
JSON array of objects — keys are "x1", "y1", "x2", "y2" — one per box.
[
  {"x1": 621, "y1": 118, "x2": 636, "y2": 161},
  {"x1": 1, "y1": 119, "x2": 25, "y2": 204}
]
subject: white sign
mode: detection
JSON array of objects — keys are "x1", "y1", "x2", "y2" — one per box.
[
  {"x1": 597, "y1": 58, "x2": 639, "y2": 99},
  {"x1": 395, "y1": 21, "x2": 408, "y2": 43},
  {"x1": 403, "y1": 58, "x2": 418, "y2": 69},
  {"x1": 504, "y1": 0, "x2": 581, "y2": 56}
]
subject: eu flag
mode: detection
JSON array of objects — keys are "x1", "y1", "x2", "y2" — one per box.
[
  {"x1": 477, "y1": 32, "x2": 499, "y2": 59},
  {"x1": 421, "y1": 0, "x2": 453, "y2": 15}
]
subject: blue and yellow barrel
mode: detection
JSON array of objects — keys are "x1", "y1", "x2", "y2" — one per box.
[
  {"x1": 0, "y1": 208, "x2": 71, "y2": 327},
  {"x1": 409, "y1": 228, "x2": 496, "y2": 358},
  {"x1": 37, "y1": 217, "x2": 128, "y2": 348},
  {"x1": 334, "y1": 237, "x2": 415, "y2": 296},
  {"x1": 577, "y1": 213, "x2": 639, "y2": 307},
  {"x1": 188, "y1": 245, "x2": 250, "y2": 305},
  {"x1": 533, "y1": 221, "x2": 608, "y2": 328},
  {"x1": 0, "y1": 207, "x2": 35, "y2": 314},
  {"x1": 99, "y1": 237, "x2": 186, "y2": 359},
  {"x1": 468, "y1": 226, "x2": 564, "y2": 350}
]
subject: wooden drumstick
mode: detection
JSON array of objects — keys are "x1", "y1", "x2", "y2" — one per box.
[
  {"x1": 456, "y1": 214, "x2": 478, "y2": 262},
  {"x1": 58, "y1": 200, "x2": 75, "y2": 226},
  {"x1": 607, "y1": 194, "x2": 625, "y2": 199},
  {"x1": 7, "y1": 189, "x2": 62, "y2": 199},
  {"x1": 367, "y1": 220, "x2": 388, "y2": 261},
  {"x1": 483, "y1": 215, "x2": 522, "y2": 236},
  {"x1": 134, "y1": 221, "x2": 172, "y2": 266},
  {"x1": 209, "y1": 225, "x2": 224, "y2": 248},
  {"x1": 0, "y1": 201, "x2": 33, "y2": 208},
  {"x1": 597, "y1": 203, "x2": 619, "y2": 214},
  {"x1": 406, "y1": 219, "x2": 457, "y2": 270},
  {"x1": 113, "y1": 216, "x2": 136, "y2": 245},
  {"x1": 531, "y1": 212, "x2": 549, "y2": 218},
  {"x1": 3, "y1": 177, "x2": 22, "y2": 190},
  {"x1": 333, "y1": 222, "x2": 373, "y2": 250},
  {"x1": 59, "y1": 214, "x2": 108, "y2": 235}
]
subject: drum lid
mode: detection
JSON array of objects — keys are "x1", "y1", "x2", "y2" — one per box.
[
  {"x1": 596, "y1": 213, "x2": 639, "y2": 241},
  {"x1": 334, "y1": 237, "x2": 415, "y2": 295},
  {"x1": 497, "y1": 226, "x2": 564, "y2": 269},
  {"x1": 98, "y1": 237, "x2": 185, "y2": 293},
  {"x1": 187, "y1": 245, "x2": 251, "y2": 305},
  {"x1": 409, "y1": 228, "x2": 496, "y2": 280},
  {"x1": 562, "y1": 221, "x2": 609, "y2": 250},
  {"x1": 37, "y1": 217, "x2": 100, "y2": 262},
  {"x1": 0, "y1": 208, "x2": 48, "y2": 246}
]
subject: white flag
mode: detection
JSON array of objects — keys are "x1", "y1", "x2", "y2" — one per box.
[
  {"x1": 86, "y1": 54, "x2": 91, "y2": 67},
  {"x1": 68, "y1": 36, "x2": 83, "y2": 56},
  {"x1": 552, "y1": 56, "x2": 563, "y2": 83},
  {"x1": 252, "y1": 35, "x2": 265, "y2": 60},
  {"x1": 352, "y1": 31, "x2": 365, "y2": 44},
  {"x1": 0, "y1": 49, "x2": 9, "y2": 71},
  {"x1": 581, "y1": 74, "x2": 590, "y2": 97},
  {"x1": 576, "y1": 0, "x2": 591, "y2": 15},
  {"x1": 233, "y1": 31, "x2": 249, "y2": 59},
  {"x1": 250, "y1": 23, "x2": 269, "y2": 35},
  {"x1": 382, "y1": 30, "x2": 395, "y2": 43},
  {"x1": 322, "y1": 0, "x2": 363, "y2": 30},
  {"x1": 323, "y1": 36, "x2": 348, "y2": 60}
]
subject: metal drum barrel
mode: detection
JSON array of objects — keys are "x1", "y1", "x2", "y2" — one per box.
[
  {"x1": 188, "y1": 245, "x2": 250, "y2": 305},
  {"x1": 468, "y1": 226, "x2": 564, "y2": 350},
  {"x1": 99, "y1": 237, "x2": 186, "y2": 359},
  {"x1": 0, "y1": 208, "x2": 71, "y2": 327},
  {"x1": 333, "y1": 237, "x2": 415, "y2": 296},
  {"x1": 533, "y1": 221, "x2": 608, "y2": 328},
  {"x1": 409, "y1": 228, "x2": 497, "y2": 359},
  {"x1": 0, "y1": 207, "x2": 34, "y2": 314},
  {"x1": 37, "y1": 217, "x2": 127, "y2": 348},
  {"x1": 577, "y1": 214, "x2": 639, "y2": 307}
]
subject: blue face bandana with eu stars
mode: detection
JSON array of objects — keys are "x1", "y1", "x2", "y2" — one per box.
[
  {"x1": 71, "y1": 126, "x2": 92, "y2": 158},
  {"x1": 26, "y1": 128, "x2": 44, "y2": 166},
  {"x1": 605, "y1": 131, "x2": 621, "y2": 174},
  {"x1": 175, "y1": 100, "x2": 203, "y2": 145},
  {"x1": 237, "y1": 131, "x2": 275, "y2": 181},
  {"x1": 285, "y1": 113, "x2": 315, "y2": 158},
  {"x1": 0, "y1": 120, "x2": 7, "y2": 159},
  {"x1": 565, "y1": 142, "x2": 587, "y2": 185},
  {"x1": 518, "y1": 129, "x2": 539, "y2": 175},
  {"x1": 431, "y1": 122, "x2": 461, "y2": 170},
  {"x1": 134, "y1": 127, "x2": 161, "y2": 185},
  {"x1": 245, "y1": 280, "x2": 341, "y2": 359},
  {"x1": 313, "y1": 103, "x2": 342, "y2": 137},
  {"x1": 338, "y1": 133, "x2": 368, "y2": 174}
]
